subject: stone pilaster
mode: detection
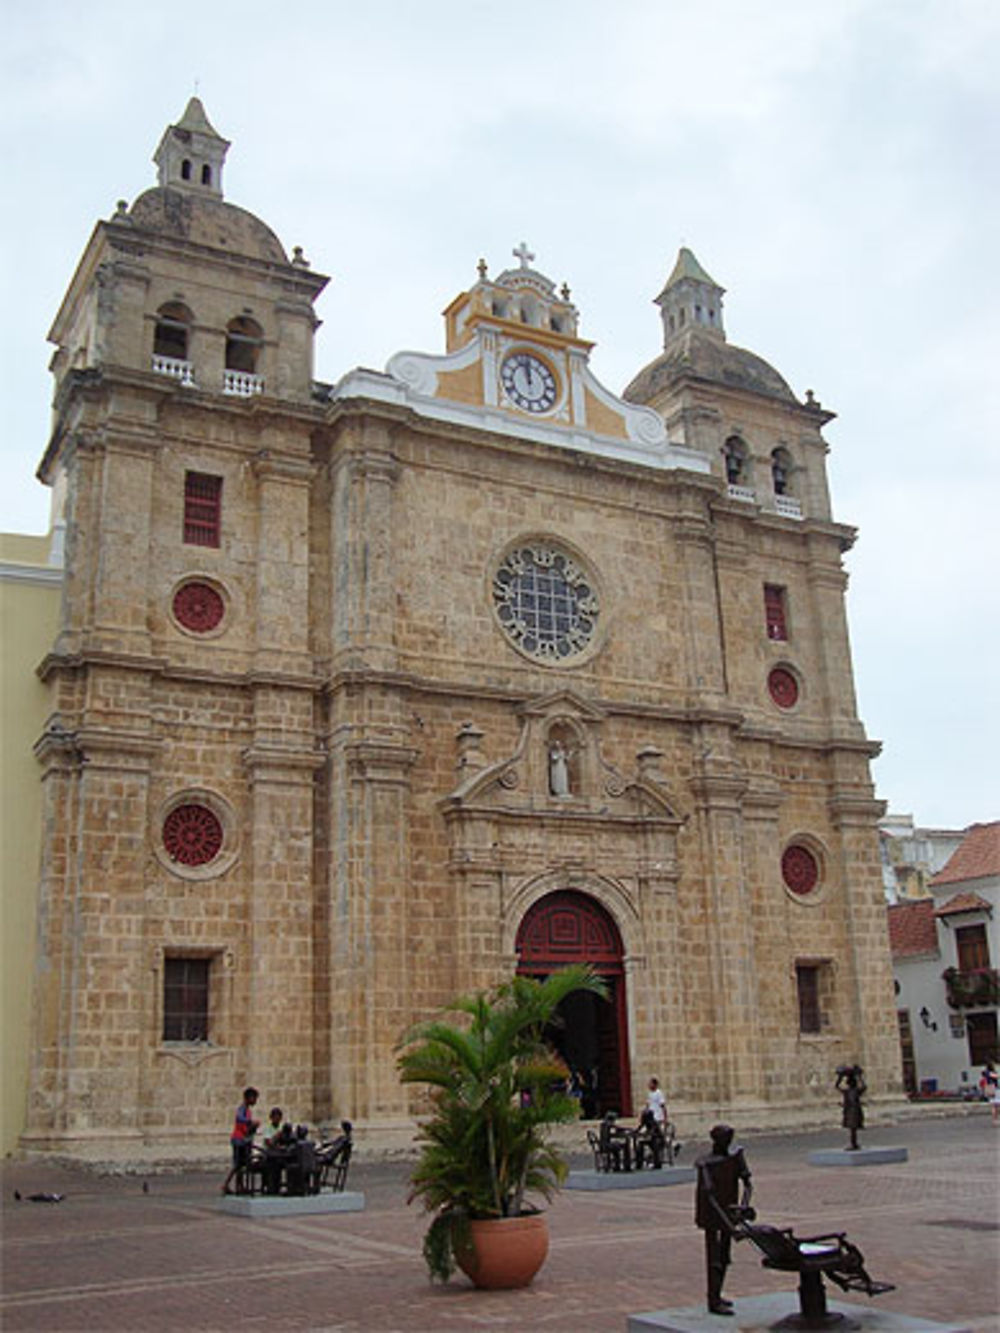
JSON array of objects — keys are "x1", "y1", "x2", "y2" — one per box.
[
  {"x1": 689, "y1": 733, "x2": 766, "y2": 1104},
  {"x1": 330, "y1": 424, "x2": 399, "y2": 673},
  {"x1": 24, "y1": 721, "x2": 160, "y2": 1147},
  {"x1": 251, "y1": 450, "x2": 314, "y2": 677},
  {"x1": 325, "y1": 721, "x2": 417, "y2": 1122},
  {"x1": 242, "y1": 737, "x2": 323, "y2": 1114},
  {"x1": 86, "y1": 431, "x2": 159, "y2": 660},
  {"x1": 805, "y1": 537, "x2": 862, "y2": 736},
  {"x1": 829, "y1": 788, "x2": 901, "y2": 1096},
  {"x1": 674, "y1": 491, "x2": 727, "y2": 701}
]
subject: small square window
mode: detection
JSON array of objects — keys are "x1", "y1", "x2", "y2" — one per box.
[
  {"x1": 184, "y1": 472, "x2": 222, "y2": 547},
  {"x1": 163, "y1": 956, "x2": 210, "y2": 1041},
  {"x1": 764, "y1": 584, "x2": 787, "y2": 641}
]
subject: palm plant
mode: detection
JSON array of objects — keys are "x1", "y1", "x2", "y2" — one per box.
[{"x1": 397, "y1": 964, "x2": 608, "y2": 1281}]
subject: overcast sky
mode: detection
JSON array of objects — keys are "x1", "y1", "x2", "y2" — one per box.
[{"x1": 2, "y1": 0, "x2": 997, "y2": 830}]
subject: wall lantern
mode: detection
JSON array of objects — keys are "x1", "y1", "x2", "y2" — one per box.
[{"x1": 919, "y1": 1006, "x2": 938, "y2": 1032}]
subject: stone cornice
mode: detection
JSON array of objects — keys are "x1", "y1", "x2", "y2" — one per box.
[
  {"x1": 440, "y1": 801, "x2": 682, "y2": 835},
  {"x1": 38, "y1": 649, "x2": 167, "y2": 681},
  {"x1": 324, "y1": 376, "x2": 711, "y2": 479},
  {"x1": 828, "y1": 793, "x2": 887, "y2": 826},
  {"x1": 241, "y1": 744, "x2": 325, "y2": 774},
  {"x1": 688, "y1": 772, "x2": 749, "y2": 806},
  {"x1": 250, "y1": 451, "x2": 316, "y2": 484},
  {"x1": 342, "y1": 739, "x2": 420, "y2": 782}
]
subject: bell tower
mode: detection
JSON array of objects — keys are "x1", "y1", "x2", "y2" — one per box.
[
  {"x1": 152, "y1": 96, "x2": 230, "y2": 198},
  {"x1": 655, "y1": 246, "x2": 726, "y2": 345}
]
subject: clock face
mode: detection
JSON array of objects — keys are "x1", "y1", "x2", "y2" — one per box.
[{"x1": 500, "y1": 352, "x2": 558, "y2": 414}]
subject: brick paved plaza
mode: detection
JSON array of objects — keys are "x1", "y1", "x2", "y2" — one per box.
[{"x1": 2, "y1": 1112, "x2": 997, "y2": 1332}]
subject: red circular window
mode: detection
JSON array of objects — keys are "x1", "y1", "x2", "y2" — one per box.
[
  {"x1": 768, "y1": 666, "x2": 799, "y2": 709},
  {"x1": 782, "y1": 845, "x2": 819, "y2": 895},
  {"x1": 163, "y1": 804, "x2": 224, "y2": 866},
  {"x1": 173, "y1": 581, "x2": 225, "y2": 633}
]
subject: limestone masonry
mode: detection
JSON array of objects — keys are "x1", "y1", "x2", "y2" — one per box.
[{"x1": 21, "y1": 99, "x2": 901, "y2": 1158}]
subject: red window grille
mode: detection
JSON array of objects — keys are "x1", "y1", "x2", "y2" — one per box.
[
  {"x1": 764, "y1": 584, "x2": 787, "y2": 640},
  {"x1": 783, "y1": 845, "x2": 820, "y2": 895},
  {"x1": 768, "y1": 666, "x2": 799, "y2": 709},
  {"x1": 184, "y1": 472, "x2": 222, "y2": 547},
  {"x1": 163, "y1": 803, "x2": 224, "y2": 866},
  {"x1": 796, "y1": 964, "x2": 821, "y2": 1033},
  {"x1": 173, "y1": 581, "x2": 225, "y2": 633},
  {"x1": 163, "y1": 957, "x2": 210, "y2": 1041}
]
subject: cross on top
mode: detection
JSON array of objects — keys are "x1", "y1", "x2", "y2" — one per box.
[{"x1": 513, "y1": 241, "x2": 535, "y2": 270}]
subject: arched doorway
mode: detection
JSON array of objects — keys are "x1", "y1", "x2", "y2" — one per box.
[{"x1": 515, "y1": 890, "x2": 631, "y2": 1117}]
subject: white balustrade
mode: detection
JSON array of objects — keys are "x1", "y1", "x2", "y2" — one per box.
[
  {"x1": 727, "y1": 483, "x2": 757, "y2": 504},
  {"x1": 223, "y1": 369, "x2": 264, "y2": 397},
  {"x1": 152, "y1": 354, "x2": 195, "y2": 386},
  {"x1": 775, "y1": 495, "x2": 803, "y2": 519}
]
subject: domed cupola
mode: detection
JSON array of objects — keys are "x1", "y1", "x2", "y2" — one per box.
[
  {"x1": 153, "y1": 96, "x2": 230, "y2": 198},
  {"x1": 624, "y1": 248, "x2": 798, "y2": 409}
]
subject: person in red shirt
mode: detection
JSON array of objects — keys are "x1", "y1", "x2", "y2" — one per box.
[{"x1": 222, "y1": 1086, "x2": 260, "y2": 1194}]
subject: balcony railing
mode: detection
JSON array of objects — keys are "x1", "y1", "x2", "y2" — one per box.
[
  {"x1": 726, "y1": 483, "x2": 756, "y2": 504},
  {"x1": 152, "y1": 354, "x2": 195, "y2": 386},
  {"x1": 943, "y1": 966, "x2": 999, "y2": 1009},
  {"x1": 223, "y1": 369, "x2": 264, "y2": 397},
  {"x1": 775, "y1": 495, "x2": 803, "y2": 519}
]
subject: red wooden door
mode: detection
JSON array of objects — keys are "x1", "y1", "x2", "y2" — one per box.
[{"x1": 515, "y1": 891, "x2": 632, "y2": 1116}]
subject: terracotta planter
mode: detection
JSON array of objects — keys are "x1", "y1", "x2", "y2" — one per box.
[{"x1": 455, "y1": 1212, "x2": 550, "y2": 1289}]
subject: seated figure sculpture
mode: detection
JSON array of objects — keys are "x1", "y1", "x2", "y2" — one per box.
[{"x1": 693, "y1": 1124, "x2": 893, "y2": 1326}]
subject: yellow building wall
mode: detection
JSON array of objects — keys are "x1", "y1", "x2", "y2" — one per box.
[{"x1": 0, "y1": 531, "x2": 60, "y2": 1155}]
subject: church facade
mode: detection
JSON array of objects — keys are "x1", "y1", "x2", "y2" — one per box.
[{"x1": 21, "y1": 100, "x2": 900, "y2": 1156}]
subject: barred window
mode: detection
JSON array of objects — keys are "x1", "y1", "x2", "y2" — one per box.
[
  {"x1": 163, "y1": 957, "x2": 210, "y2": 1041},
  {"x1": 764, "y1": 584, "x2": 787, "y2": 641},
  {"x1": 796, "y1": 964, "x2": 821, "y2": 1034},
  {"x1": 184, "y1": 471, "x2": 222, "y2": 547}
]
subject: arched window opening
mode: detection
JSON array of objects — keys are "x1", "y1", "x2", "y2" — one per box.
[
  {"x1": 181, "y1": 159, "x2": 192, "y2": 181},
  {"x1": 153, "y1": 302, "x2": 193, "y2": 361},
  {"x1": 201, "y1": 164, "x2": 212, "y2": 186},
  {"x1": 224, "y1": 316, "x2": 262, "y2": 373},
  {"x1": 724, "y1": 435, "x2": 747, "y2": 485},
  {"x1": 771, "y1": 447, "x2": 792, "y2": 496}
]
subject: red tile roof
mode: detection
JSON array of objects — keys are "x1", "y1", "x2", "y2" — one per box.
[
  {"x1": 934, "y1": 891, "x2": 993, "y2": 918},
  {"x1": 887, "y1": 899, "x2": 939, "y2": 958},
  {"x1": 930, "y1": 822, "x2": 1000, "y2": 887}
]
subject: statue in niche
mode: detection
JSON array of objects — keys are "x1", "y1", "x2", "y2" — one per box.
[{"x1": 548, "y1": 741, "x2": 571, "y2": 796}]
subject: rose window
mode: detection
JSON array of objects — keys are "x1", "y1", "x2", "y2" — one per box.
[
  {"x1": 173, "y1": 580, "x2": 225, "y2": 633},
  {"x1": 782, "y1": 845, "x2": 820, "y2": 895},
  {"x1": 768, "y1": 666, "x2": 799, "y2": 709},
  {"x1": 163, "y1": 804, "x2": 224, "y2": 867},
  {"x1": 492, "y1": 544, "x2": 599, "y2": 662}
]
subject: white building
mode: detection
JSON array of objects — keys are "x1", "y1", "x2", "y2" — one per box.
[
  {"x1": 879, "y1": 813, "x2": 964, "y2": 904},
  {"x1": 888, "y1": 822, "x2": 1000, "y2": 1094}
]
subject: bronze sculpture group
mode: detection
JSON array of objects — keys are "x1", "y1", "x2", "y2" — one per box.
[{"x1": 691, "y1": 1070, "x2": 893, "y2": 1323}]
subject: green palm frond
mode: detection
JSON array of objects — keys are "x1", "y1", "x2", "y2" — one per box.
[{"x1": 398, "y1": 965, "x2": 608, "y2": 1278}]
